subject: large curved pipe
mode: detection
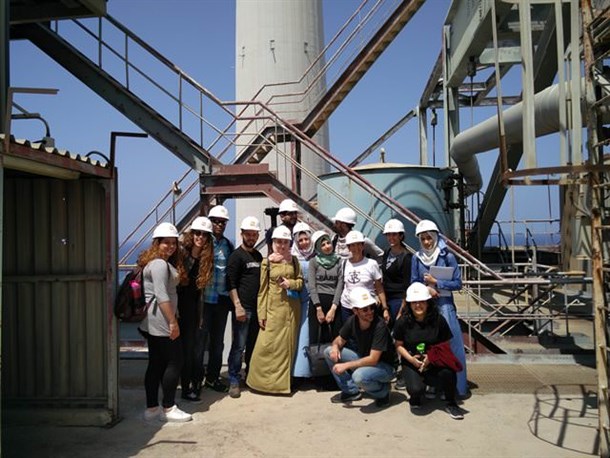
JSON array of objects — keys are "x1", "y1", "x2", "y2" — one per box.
[{"x1": 450, "y1": 81, "x2": 608, "y2": 195}]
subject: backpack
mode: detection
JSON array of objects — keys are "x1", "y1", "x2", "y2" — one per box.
[{"x1": 114, "y1": 267, "x2": 148, "y2": 322}]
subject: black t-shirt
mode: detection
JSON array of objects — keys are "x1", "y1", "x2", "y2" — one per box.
[
  {"x1": 381, "y1": 250, "x2": 412, "y2": 298},
  {"x1": 392, "y1": 314, "x2": 452, "y2": 362},
  {"x1": 339, "y1": 315, "x2": 396, "y2": 366},
  {"x1": 226, "y1": 246, "x2": 263, "y2": 309}
]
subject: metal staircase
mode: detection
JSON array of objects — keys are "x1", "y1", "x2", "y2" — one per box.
[
  {"x1": 14, "y1": 0, "x2": 597, "y2": 365},
  {"x1": 13, "y1": 1, "x2": 429, "y2": 255}
]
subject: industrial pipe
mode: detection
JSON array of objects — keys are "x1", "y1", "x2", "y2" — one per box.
[{"x1": 450, "y1": 80, "x2": 609, "y2": 195}]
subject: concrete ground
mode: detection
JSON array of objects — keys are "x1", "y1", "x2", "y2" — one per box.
[{"x1": 3, "y1": 358, "x2": 600, "y2": 457}]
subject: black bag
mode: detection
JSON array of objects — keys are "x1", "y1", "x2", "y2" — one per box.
[
  {"x1": 115, "y1": 261, "x2": 171, "y2": 322},
  {"x1": 114, "y1": 267, "x2": 149, "y2": 322},
  {"x1": 305, "y1": 325, "x2": 333, "y2": 377}
]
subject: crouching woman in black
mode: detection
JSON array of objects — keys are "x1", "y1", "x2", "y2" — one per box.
[{"x1": 392, "y1": 282, "x2": 464, "y2": 420}]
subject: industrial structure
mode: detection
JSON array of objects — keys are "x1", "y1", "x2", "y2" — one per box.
[{"x1": 1, "y1": 0, "x2": 609, "y2": 455}]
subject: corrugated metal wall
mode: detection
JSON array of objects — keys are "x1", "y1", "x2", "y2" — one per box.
[{"x1": 3, "y1": 176, "x2": 113, "y2": 411}]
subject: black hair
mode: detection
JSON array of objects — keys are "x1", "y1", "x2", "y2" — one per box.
[{"x1": 404, "y1": 297, "x2": 441, "y2": 327}]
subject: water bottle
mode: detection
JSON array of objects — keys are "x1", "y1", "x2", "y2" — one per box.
[{"x1": 130, "y1": 279, "x2": 142, "y2": 301}]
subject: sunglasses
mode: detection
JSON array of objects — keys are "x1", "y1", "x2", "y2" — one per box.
[
  {"x1": 210, "y1": 219, "x2": 227, "y2": 225},
  {"x1": 280, "y1": 211, "x2": 298, "y2": 216},
  {"x1": 357, "y1": 305, "x2": 376, "y2": 313},
  {"x1": 192, "y1": 230, "x2": 207, "y2": 237}
]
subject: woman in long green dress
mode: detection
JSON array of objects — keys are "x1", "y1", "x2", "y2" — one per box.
[{"x1": 247, "y1": 226, "x2": 303, "y2": 394}]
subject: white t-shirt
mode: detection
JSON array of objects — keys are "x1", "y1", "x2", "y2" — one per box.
[{"x1": 340, "y1": 258, "x2": 382, "y2": 309}]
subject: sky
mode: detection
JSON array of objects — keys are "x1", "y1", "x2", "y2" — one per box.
[{"x1": 9, "y1": 0, "x2": 561, "y2": 247}]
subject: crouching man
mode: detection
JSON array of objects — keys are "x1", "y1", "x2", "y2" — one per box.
[{"x1": 324, "y1": 287, "x2": 397, "y2": 407}]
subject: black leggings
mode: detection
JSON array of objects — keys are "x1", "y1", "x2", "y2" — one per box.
[
  {"x1": 402, "y1": 363, "x2": 457, "y2": 404},
  {"x1": 145, "y1": 335, "x2": 183, "y2": 409},
  {"x1": 179, "y1": 313, "x2": 198, "y2": 393}
]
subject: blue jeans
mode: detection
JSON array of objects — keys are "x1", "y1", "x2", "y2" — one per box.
[
  {"x1": 387, "y1": 296, "x2": 403, "y2": 324},
  {"x1": 227, "y1": 308, "x2": 258, "y2": 385},
  {"x1": 323, "y1": 346, "x2": 394, "y2": 399}
]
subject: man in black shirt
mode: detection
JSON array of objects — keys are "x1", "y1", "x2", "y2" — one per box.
[
  {"x1": 324, "y1": 287, "x2": 396, "y2": 407},
  {"x1": 226, "y1": 216, "x2": 263, "y2": 398}
]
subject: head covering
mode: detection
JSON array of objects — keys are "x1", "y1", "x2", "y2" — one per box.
[
  {"x1": 415, "y1": 230, "x2": 440, "y2": 266},
  {"x1": 291, "y1": 225, "x2": 314, "y2": 261},
  {"x1": 313, "y1": 232, "x2": 340, "y2": 270},
  {"x1": 269, "y1": 225, "x2": 293, "y2": 262}
]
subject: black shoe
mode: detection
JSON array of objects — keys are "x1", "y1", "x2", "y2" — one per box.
[
  {"x1": 331, "y1": 391, "x2": 363, "y2": 404},
  {"x1": 395, "y1": 378, "x2": 407, "y2": 391},
  {"x1": 181, "y1": 391, "x2": 203, "y2": 404},
  {"x1": 445, "y1": 403, "x2": 464, "y2": 420},
  {"x1": 192, "y1": 381, "x2": 202, "y2": 397},
  {"x1": 205, "y1": 378, "x2": 229, "y2": 393},
  {"x1": 458, "y1": 390, "x2": 472, "y2": 401},
  {"x1": 409, "y1": 396, "x2": 422, "y2": 410},
  {"x1": 375, "y1": 394, "x2": 390, "y2": 408}
]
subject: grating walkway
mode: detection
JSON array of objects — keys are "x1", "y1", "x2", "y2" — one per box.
[{"x1": 467, "y1": 362, "x2": 596, "y2": 394}]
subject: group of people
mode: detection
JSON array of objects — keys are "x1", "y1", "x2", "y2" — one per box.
[{"x1": 135, "y1": 199, "x2": 469, "y2": 423}]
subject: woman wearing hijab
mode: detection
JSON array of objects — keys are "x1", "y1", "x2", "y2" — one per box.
[
  {"x1": 308, "y1": 230, "x2": 343, "y2": 344},
  {"x1": 247, "y1": 226, "x2": 304, "y2": 394},
  {"x1": 410, "y1": 219, "x2": 469, "y2": 398},
  {"x1": 291, "y1": 222, "x2": 314, "y2": 380}
]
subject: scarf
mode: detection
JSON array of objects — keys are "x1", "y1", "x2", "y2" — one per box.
[
  {"x1": 314, "y1": 235, "x2": 340, "y2": 270},
  {"x1": 415, "y1": 231, "x2": 440, "y2": 266},
  {"x1": 291, "y1": 231, "x2": 314, "y2": 261}
]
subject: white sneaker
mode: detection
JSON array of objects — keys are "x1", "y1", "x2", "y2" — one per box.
[
  {"x1": 144, "y1": 407, "x2": 161, "y2": 421},
  {"x1": 159, "y1": 405, "x2": 192, "y2": 423}
]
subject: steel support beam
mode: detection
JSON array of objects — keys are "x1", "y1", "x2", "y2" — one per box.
[
  {"x1": 301, "y1": 0, "x2": 425, "y2": 135},
  {"x1": 15, "y1": 22, "x2": 214, "y2": 173},
  {"x1": 467, "y1": 2, "x2": 570, "y2": 252}
]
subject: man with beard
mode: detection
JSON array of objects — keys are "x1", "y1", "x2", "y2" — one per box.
[
  {"x1": 226, "y1": 216, "x2": 264, "y2": 398},
  {"x1": 265, "y1": 199, "x2": 300, "y2": 249}
]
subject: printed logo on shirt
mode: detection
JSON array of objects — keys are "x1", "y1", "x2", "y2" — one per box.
[
  {"x1": 347, "y1": 270, "x2": 361, "y2": 284},
  {"x1": 246, "y1": 262, "x2": 260, "y2": 269}
]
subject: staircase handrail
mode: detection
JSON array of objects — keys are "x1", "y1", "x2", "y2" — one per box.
[
  {"x1": 250, "y1": 0, "x2": 388, "y2": 110},
  {"x1": 118, "y1": 174, "x2": 201, "y2": 265},
  {"x1": 228, "y1": 99, "x2": 504, "y2": 279},
  {"x1": 50, "y1": 11, "x2": 500, "y2": 278}
]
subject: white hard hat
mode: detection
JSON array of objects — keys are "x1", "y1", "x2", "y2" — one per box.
[
  {"x1": 152, "y1": 222, "x2": 179, "y2": 239},
  {"x1": 240, "y1": 216, "x2": 261, "y2": 231},
  {"x1": 415, "y1": 219, "x2": 439, "y2": 236},
  {"x1": 311, "y1": 230, "x2": 329, "y2": 247},
  {"x1": 383, "y1": 219, "x2": 405, "y2": 234},
  {"x1": 406, "y1": 282, "x2": 432, "y2": 302},
  {"x1": 345, "y1": 230, "x2": 365, "y2": 245},
  {"x1": 350, "y1": 286, "x2": 377, "y2": 309},
  {"x1": 278, "y1": 199, "x2": 298, "y2": 213},
  {"x1": 190, "y1": 216, "x2": 213, "y2": 233},
  {"x1": 271, "y1": 226, "x2": 292, "y2": 241},
  {"x1": 292, "y1": 221, "x2": 312, "y2": 235},
  {"x1": 208, "y1": 205, "x2": 230, "y2": 220},
  {"x1": 332, "y1": 207, "x2": 357, "y2": 225}
]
